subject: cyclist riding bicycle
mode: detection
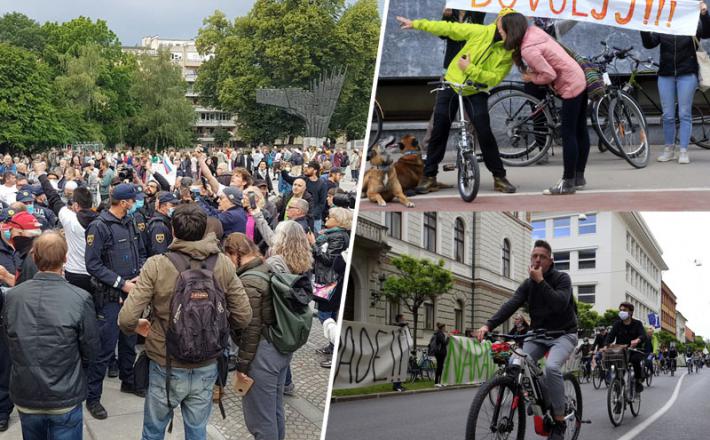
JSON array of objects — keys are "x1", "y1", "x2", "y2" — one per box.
[
  {"x1": 576, "y1": 338, "x2": 593, "y2": 376},
  {"x1": 592, "y1": 327, "x2": 609, "y2": 368},
  {"x1": 686, "y1": 345, "x2": 695, "y2": 372},
  {"x1": 643, "y1": 326, "x2": 656, "y2": 375},
  {"x1": 668, "y1": 342, "x2": 678, "y2": 372},
  {"x1": 604, "y1": 302, "x2": 646, "y2": 393},
  {"x1": 477, "y1": 239, "x2": 577, "y2": 440}
]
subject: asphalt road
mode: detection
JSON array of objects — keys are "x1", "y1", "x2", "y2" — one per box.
[
  {"x1": 358, "y1": 145, "x2": 710, "y2": 212},
  {"x1": 325, "y1": 369, "x2": 710, "y2": 440}
]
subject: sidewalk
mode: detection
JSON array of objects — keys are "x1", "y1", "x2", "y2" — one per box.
[{"x1": 0, "y1": 319, "x2": 330, "y2": 440}]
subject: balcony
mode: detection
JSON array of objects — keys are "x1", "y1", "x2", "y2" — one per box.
[
  {"x1": 194, "y1": 119, "x2": 237, "y2": 127},
  {"x1": 355, "y1": 217, "x2": 390, "y2": 252}
]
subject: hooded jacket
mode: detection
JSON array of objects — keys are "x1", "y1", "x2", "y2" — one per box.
[
  {"x1": 118, "y1": 233, "x2": 252, "y2": 368},
  {"x1": 641, "y1": 14, "x2": 710, "y2": 77},
  {"x1": 521, "y1": 26, "x2": 586, "y2": 99},
  {"x1": 234, "y1": 258, "x2": 274, "y2": 373},
  {"x1": 486, "y1": 263, "x2": 577, "y2": 333},
  {"x1": 412, "y1": 19, "x2": 513, "y2": 96}
]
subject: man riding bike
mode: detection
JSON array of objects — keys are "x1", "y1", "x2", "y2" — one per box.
[
  {"x1": 643, "y1": 326, "x2": 656, "y2": 377},
  {"x1": 668, "y1": 342, "x2": 678, "y2": 374},
  {"x1": 477, "y1": 239, "x2": 577, "y2": 440},
  {"x1": 592, "y1": 327, "x2": 609, "y2": 369},
  {"x1": 576, "y1": 338, "x2": 593, "y2": 378},
  {"x1": 604, "y1": 302, "x2": 646, "y2": 392}
]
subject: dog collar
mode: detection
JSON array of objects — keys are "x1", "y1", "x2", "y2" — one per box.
[
  {"x1": 376, "y1": 164, "x2": 391, "y2": 171},
  {"x1": 401, "y1": 151, "x2": 420, "y2": 157}
]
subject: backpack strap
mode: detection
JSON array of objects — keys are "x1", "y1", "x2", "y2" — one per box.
[{"x1": 165, "y1": 251, "x2": 191, "y2": 272}]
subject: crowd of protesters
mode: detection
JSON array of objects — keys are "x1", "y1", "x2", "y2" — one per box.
[{"x1": 0, "y1": 142, "x2": 356, "y2": 440}]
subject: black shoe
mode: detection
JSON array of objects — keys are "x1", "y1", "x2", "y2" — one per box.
[
  {"x1": 636, "y1": 381, "x2": 644, "y2": 393},
  {"x1": 320, "y1": 360, "x2": 332, "y2": 369},
  {"x1": 86, "y1": 401, "x2": 108, "y2": 420},
  {"x1": 393, "y1": 386, "x2": 406, "y2": 392},
  {"x1": 120, "y1": 382, "x2": 146, "y2": 398},
  {"x1": 315, "y1": 344, "x2": 333, "y2": 355},
  {"x1": 493, "y1": 176, "x2": 516, "y2": 193},
  {"x1": 107, "y1": 364, "x2": 119, "y2": 378},
  {"x1": 575, "y1": 174, "x2": 587, "y2": 189},
  {"x1": 415, "y1": 176, "x2": 437, "y2": 194},
  {"x1": 0, "y1": 416, "x2": 8, "y2": 432},
  {"x1": 543, "y1": 178, "x2": 576, "y2": 195},
  {"x1": 548, "y1": 421, "x2": 567, "y2": 440}
]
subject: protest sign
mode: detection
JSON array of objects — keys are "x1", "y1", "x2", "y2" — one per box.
[
  {"x1": 333, "y1": 321, "x2": 411, "y2": 389},
  {"x1": 442, "y1": 336, "x2": 497, "y2": 385},
  {"x1": 445, "y1": 0, "x2": 701, "y2": 36}
]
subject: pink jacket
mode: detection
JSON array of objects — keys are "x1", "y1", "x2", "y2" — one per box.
[{"x1": 521, "y1": 26, "x2": 585, "y2": 99}]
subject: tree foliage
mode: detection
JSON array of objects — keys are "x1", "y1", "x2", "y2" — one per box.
[
  {"x1": 576, "y1": 302, "x2": 601, "y2": 336},
  {"x1": 0, "y1": 12, "x2": 46, "y2": 53},
  {"x1": 382, "y1": 255, "x2": 454, "y2": 349},
  {"x1": 213, "y1": 127, "x2": 231, "y2": 147},
  {"x1": 195, "y1": 0, "x2": 380, "y2": 144}
]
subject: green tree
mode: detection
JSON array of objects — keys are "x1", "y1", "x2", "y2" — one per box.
[
  {"x1": 128, "y1": 50, "x2": 195, "y2": 149},
  {"x1": 0, "y1": 43, "x2": 69, "y2": 151},
  {"x1": 656, "y1": 330, "x2": 678, "y2": 350},
  {"x1": 195, "y1": 0, "x2": 380, "y2": 143},
  {"x1": 381, "y1": 255, "x2": 454, "y2": 350},
  {"x1": 0, "y1": 12, "x2": 47, "y2": 53},
  {"x1": 41, "y1": 16, "x2": 122, "y2": 71},
  {"x1": 576, "y1": 302, "x2": 601, "y2": 336},
  {"x1": 598, "y1": 309, "x2": 620, "y2": 328},
  {"x1": 213, "y1": 127, "x2": 231, "y2": 147}
]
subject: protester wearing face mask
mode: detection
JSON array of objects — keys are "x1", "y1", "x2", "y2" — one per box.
[
  {"x1": 146, "y1": 191, "x2": 179, "y2": 257},
  {"x1": 84, "y1": 183, "x2": 147, "y2": 419},
  {"x1": 1, "y1": 211, "x2": 42, "y2": 285},
  {"x1": 28, "y1": 185, "x2": 57, "y2": 230},
  {"x1": 131, "y1": 185, "x2": 149, "y2": 248},
  {"x1": 603, "y1": 302, "x2": 647, "y2": 393}
]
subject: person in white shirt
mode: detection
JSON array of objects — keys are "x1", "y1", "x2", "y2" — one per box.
[{"x1": 0, "y1": 172, "x2": 17, "y2": 205}]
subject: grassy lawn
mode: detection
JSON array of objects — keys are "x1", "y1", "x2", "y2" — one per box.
[{"x1": 332, "y1": 380, "x2": 436, "y2": 397}]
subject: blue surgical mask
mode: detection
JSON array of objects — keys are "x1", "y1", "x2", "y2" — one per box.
[
  {"x1": 3, "y1": 230, "x2": 10, "y2": 241},
  {"x1": 135, "y1": 199, "x2": 144, "y2": 210},
  {"x1": 127, "y1": 202, "x2": 138, "y2": 216},
  {"x1": 167, "y1": 207, "x2": 175, "y2": 217},
  {"x1": 619, "y1": 311, "x2": 630, "y2": 321},
  {"x1": 25, "y1": 204, "x2": 35, "y2": 215}
]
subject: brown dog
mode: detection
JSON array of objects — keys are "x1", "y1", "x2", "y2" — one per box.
[
  {"x1": 393, "y1": 134, "x2": 424, "y2": 191},
  {"x1": 361, "y1": 136, "x2": 419, "y2": 208}
]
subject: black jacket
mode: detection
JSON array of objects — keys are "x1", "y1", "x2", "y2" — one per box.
[
  {"x1": 641, "y1": 14, "x2": 710, "y2": 77},
  {"x1": 313, "y1": 227, "x2": 350, "y2": 286},
  {"x1": 606, "y1": 318, "x2": 645, "y2": 347},
  {"x1": 280, "y1": 171, "x2": 328, "y2": 220},
  {"x1": 487, "y1": 265, "x2": 577, "y2": 333},
  {"x1": 1, "y1": 272, "x2": 99, "y2": 410}
]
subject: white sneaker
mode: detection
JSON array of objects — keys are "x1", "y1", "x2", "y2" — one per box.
[
  {"x1": 657, "y1": 146, "x2": 677, "y2": 162},
  {"x1": 679, "y1": 150, "x2": 690, "y2": 164},
  {"x1": 435, "y1": 383, "x2": 443, "y2": 388}
]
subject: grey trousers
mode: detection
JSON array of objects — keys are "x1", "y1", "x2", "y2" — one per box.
[
  {"x1": 242, "y1": 339, "x2": 293, "y2": 440},
  {"x1": 522, "y1": 333, "x2": 577, "y2": 417}
]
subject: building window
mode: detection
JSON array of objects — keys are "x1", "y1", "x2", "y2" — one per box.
[
  {"x1": 553, "y1": 217, "x2": 571, "y2": 237},
  {"x1": 454, "y1": 218, "x2": 465, "y2": 263},
  {"x1": 424, "y1": 302, "x2": 434, "y2": 330},
  {"x1": 386, "y1": 212, "x2": 402, "y2": 240},
  {"x1": 578, "y1": 249, "x2": 597, "y2": 269},
  {"x1": 389, "y1": 299, "x2": 400, "y2": 325},
  {"x1": 424, "y1": 212, "x2": 437, "y2": 252},
  {"x1": 579, "y1": 214, "x2": 597, "y2": 235},
  {"x1": 578, "y1": 285, "x2": 596, "y2": 304},
  {"x1": 502, "y1": 239, "x2": 511, "y2": 278},
  {"x1": 532, "y1": 220, "x2": 546, "y2": 240},
  {"x1": 554, "y1": 251, "x2": 570, "y2": 271},
  {"x1": 455, "y1": 300, "x2": 464, "y2": 332}
]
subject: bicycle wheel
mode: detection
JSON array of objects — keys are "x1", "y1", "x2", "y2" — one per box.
[
  {"x1": 609, "y1": 93, "x2": 650, "y2": 168},
  {"x1": 563, "y1": 373, "x2": 583, "y2": 440},
  {"x1": 691, "y1": 105, "x2": 710, "y2": 148},
  {"x1": 368, "y1": 100, "x2": 384, "y2": 148},
  {"x1": 457, "y1": 148, "x2": 480, "y2": 203},
  {"x1": 607, "y1": 376, "x2": 625, "y2": 426},
  {"x1": 592, "y1": 93, "x2": 625, "y2": 158},
  {"x1": 488, "y1": 85, "x2": 553, "y2": 166},
  {"x1": 592, "y1": 366, "x2": 603, "y2": 389},
  {"x1": 465, "y1": 375, "x2": 526, "y2": 440},
  {"x1": 645, "y1": 366, "x2": 653, "y2": 387},
  {"x1": 628, "y1": 370, "x2": 641, "y2": 417}
]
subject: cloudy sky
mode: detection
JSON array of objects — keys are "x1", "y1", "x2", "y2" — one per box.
[
  {"x1": 0, "y1": 0, "x2": 386, "y2": 46},
  {"x1": 642, "y1": 212, "x2": 710, "y2": 340}
]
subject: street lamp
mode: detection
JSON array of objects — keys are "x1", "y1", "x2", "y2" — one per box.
[{"x1": 370, "y1": 272, "x2": 387, "y2": 306}]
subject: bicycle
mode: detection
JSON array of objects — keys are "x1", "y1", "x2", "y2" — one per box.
[
  {"x1": 465, "y1": 329, "x2": 584, "y2": 440},
  {"x1": 644, "y1": 355, "x2": 654, "y2": 387},
  {"x1": 592, "y1": 353, "x2": 610, "y2": 389},
  {"x1": 603, "y1": 346, "x2": 643, "y2": 427},
  {"x1": 429, "y1": 80, "x2": 482, "y2": 202},
  {"x1": 578, "y1": 355, "x2": 592, "y2": 384},
  {"x1": 407, "y1": 350, "x2": 436, "y2": 383},
  {"x1": 668, "y1": 356, "x2": 677, "y2": 376}
]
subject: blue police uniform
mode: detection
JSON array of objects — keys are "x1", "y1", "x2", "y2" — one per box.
[
  {"x1": 84, "y1": 184, "x2": 146, "y2": 405},
  {"x1": 146, "y1": 212, "x2": 172, "y2": 257}
]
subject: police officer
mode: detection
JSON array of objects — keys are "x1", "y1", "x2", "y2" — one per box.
[
  {"x1": 146, "y1": 191, "x2": 178, "y2": 257},
  {"x1": 15, "y1": 188, "x2": 51, "y2": 231},
  {"x1": 132, "y1": 185, "x2": 149, "y2": 247},
  {"x1": 84, "y1": 183, "x2": 146, "y2": 420},
  {"x1": 29, "y1": 185, "x2": 58, "y2": 229}
]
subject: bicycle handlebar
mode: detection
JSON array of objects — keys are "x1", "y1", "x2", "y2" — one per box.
[
  {"x1": 428, "y1": 79, "x2": 488, "y2": 90},
  {"x1": 488, "y1": 329, "x2": 568, "y2": 341}
]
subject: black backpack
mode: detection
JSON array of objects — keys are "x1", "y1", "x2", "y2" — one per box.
[
  {"x1": 160, "y1": 251, "x2": 230, "y2": 431},
  {"x1": 427, "y1": 333, "x2": 441, "y2": 356}
]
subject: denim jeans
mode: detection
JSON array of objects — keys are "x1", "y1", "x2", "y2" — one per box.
[
  {"x1": 242, "y1": 339, "x2": 293, "y2": 440},
  {"x1": 142, "y1": 361, "x2": 218, "y2": 440},
  {"x1": 658, "y1": 74, "x2": 698, "y2": 150},
  {"x1": 19, "y1": 405, "x2": 82, "y2": 440}
]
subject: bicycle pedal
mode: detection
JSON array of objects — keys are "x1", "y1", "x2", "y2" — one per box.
[{"x1": 442, "y1": 164, "x2": 456, "y2": 172}]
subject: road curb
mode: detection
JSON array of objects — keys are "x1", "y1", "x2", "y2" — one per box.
[{"x1": 330, "y1": 383, "x2": 481, "y2": 403}]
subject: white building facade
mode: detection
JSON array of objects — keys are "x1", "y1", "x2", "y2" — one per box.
[
  {"x1": 530, "y1": 212, "x2": 667, "y2": 327},
  {"x1": 676, "y1": 311, "x2": 688, "y2": 343},
  {"x1": 347, "y1": 211, "x2": 531, "y2": 346}
]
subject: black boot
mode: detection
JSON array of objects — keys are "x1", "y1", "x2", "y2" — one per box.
[
  {"x1": 575, "y1": 174, "x2": 587, "y2": 189},
  {"x1": 86, "y1": 401, "x2": 108, "y2": 420},
  {"x1": 543, "y1": 178, "x2": 576, "y2": 195},
  {"x1": 548, "y1": 420, "x2": 567, "y2": 440},
  {"x1": 415, "y1": 176, "x2": 437, "y2": 194},
  {"x1": 493, "y1": 176, "x2": 516, "y2": 193}
]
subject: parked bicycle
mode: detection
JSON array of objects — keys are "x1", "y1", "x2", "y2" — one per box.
[
  {"x1": 408, "y1": 349, "x2": 436, "y2": 383},
  {"x1": 602, "y1": 346, "x2": 643, "y2": 427},
  {"x1": 465, "y1": 329, "x2": 584, "y2": 440}
]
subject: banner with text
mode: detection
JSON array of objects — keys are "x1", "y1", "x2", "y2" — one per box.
[
  {"x1": 333, "y1": 321, "x2": 411, "y2": 389},
  {"x1": 442, "y1": 336, "x2": 497, "y2": 385},
  {"x1": 445, "y1": 0, "x2": 701, "y2": 36}
]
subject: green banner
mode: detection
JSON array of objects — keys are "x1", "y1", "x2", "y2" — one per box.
[{"x1": 442, "y1": 336, "x2": 496, "y2": 385}]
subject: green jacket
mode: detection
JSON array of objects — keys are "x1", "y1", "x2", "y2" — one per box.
[{"x1": 412, "y1": 20, "x2": 512, "y2": 96}]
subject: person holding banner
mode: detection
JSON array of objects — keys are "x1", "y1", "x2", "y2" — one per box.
[
  {"x1": 396, "y1": 9, "x2": 518, "y2": 195},
  {"x1": 499, "y1": 12, "x2": 589, "y2": 195},
  {"x1": 642, "y1": 2, "x2": 710, "y2": 164},
  {"x1": 477, "y1": 240, "x2": 577, "y2": 440}
]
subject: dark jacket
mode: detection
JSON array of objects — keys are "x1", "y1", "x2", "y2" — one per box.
[
  {"x1": 486, "y1": 265, "x2": 577, "y2": 333},
  {"x1": 316, "y1": 254, "x2": 346, "y2": 313},
  {"x1": 0, "y1": 238, "x2": 19, "y2": 287},
  {"x1": 1, "y1": 272, "x2": 99, "y2": 410},
  {"x1": 641, "y1": 14, "x2": 710, "y2": 76},
  {"x1": 199, "y1": 200, "x2": 247, "y2": 237},
  {"x1": 254, "y1": 168, "x2": 273, "y2": 192},
  {"x1": 313, "y1": 227, "x2": 349, "y2": 286},
  {"x1": 606, "y1": 318, "x2": 645, "y2": 347},
  {"x1": 235, "y1": 259, "x2": 275, "y2": 373},
  {"x1": 276, "y1": 191, "x2": 314, "y2": 229},
  {"x1": 280, "y1": 171, "x2": 328, "y2": 220},
  {"x1": 146, "y1": 212, "x2": 172, "y2": 257}
]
